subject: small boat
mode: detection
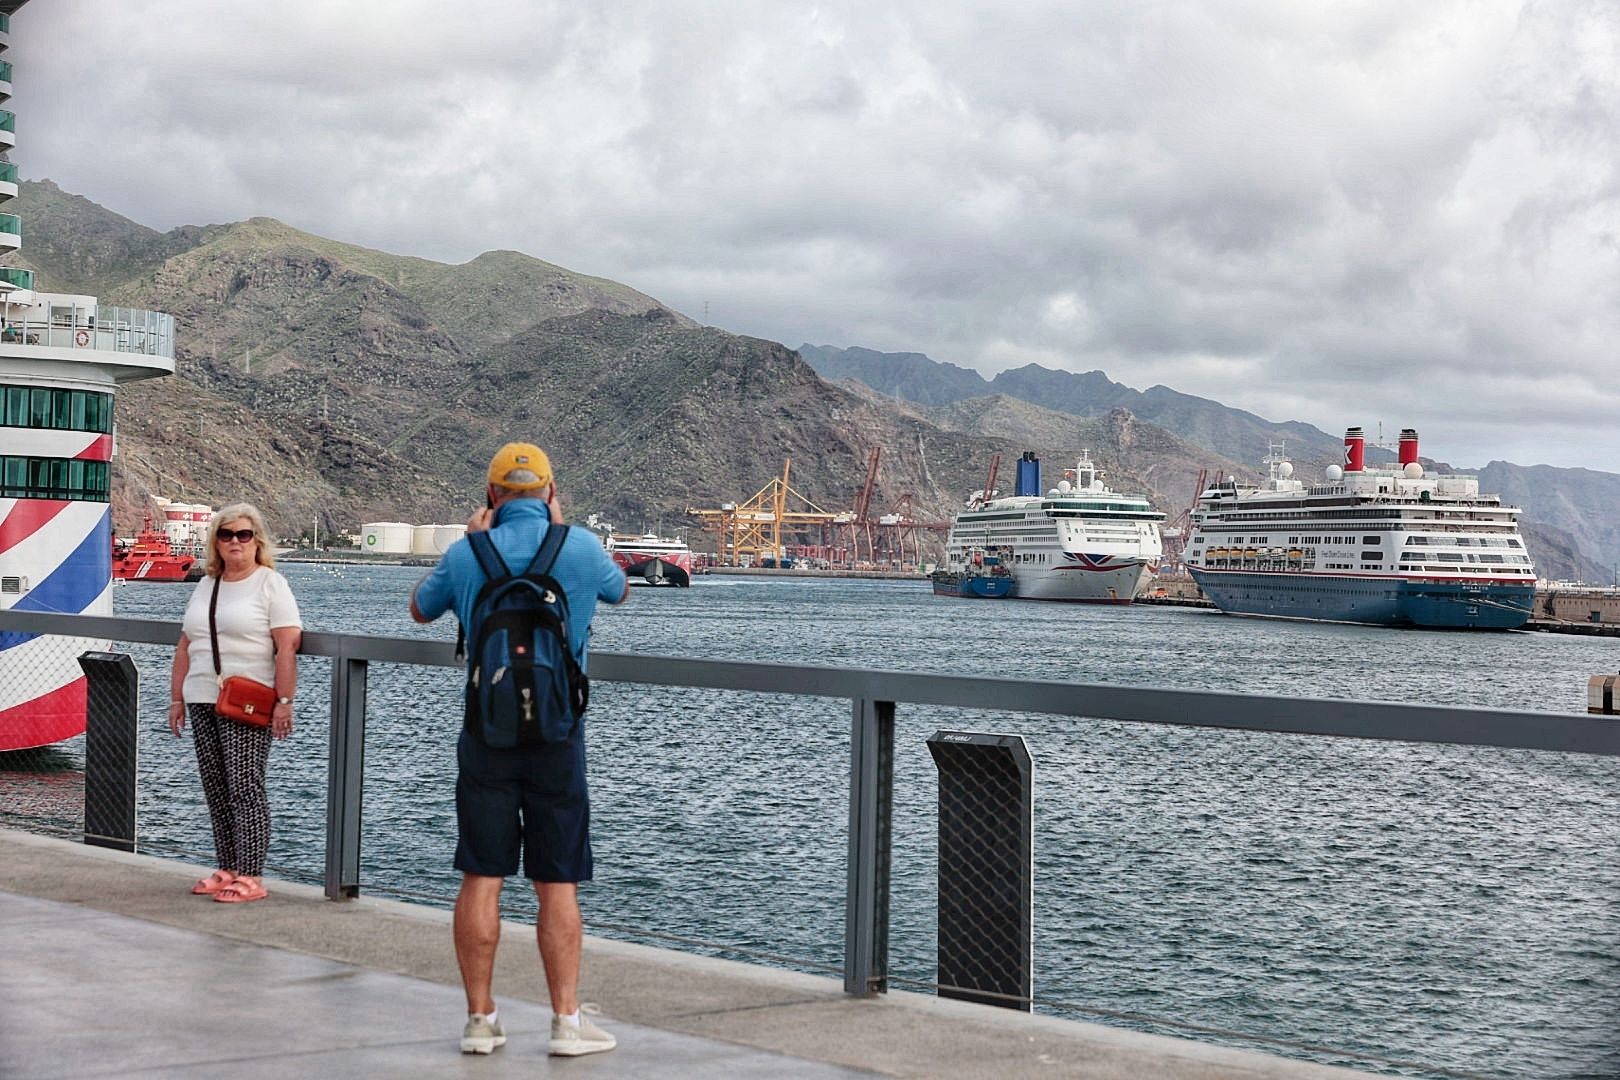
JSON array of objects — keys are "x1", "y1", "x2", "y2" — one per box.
[
  {"x1": 111, "y1": 517, "x2": 203, "y2": 582},
  {"x1": 930, "y1": 552, "x2": 1016, "y2": 599}
]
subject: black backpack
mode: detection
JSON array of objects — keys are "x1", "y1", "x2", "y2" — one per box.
[{"x1": 458, "y1": 525, "x2": 588, "y2": 747}]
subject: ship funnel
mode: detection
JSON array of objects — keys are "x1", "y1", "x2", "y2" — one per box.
[
  {"x1": 1343, "y1": 427, "x2": 1365, "y2": 473},
  {"x1": 1015, "y1": 452, "x2": 1042, "y2": 497},
  {"x1": 1398, "y1": 428, "x2": 1419, "y2": 466}
]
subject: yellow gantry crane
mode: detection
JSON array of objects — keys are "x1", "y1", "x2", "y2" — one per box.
[{"x1": 687, "y1": 458, "x2": 845, "y2": 565}]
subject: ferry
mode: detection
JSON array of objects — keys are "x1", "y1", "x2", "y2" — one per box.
[
  {"x1": 939, "y1": 452, "x2": 1165, "y2": 603},
  {"x1": 608, "y1": 531, "x2": 693, "y2": 587},
  {"x1": 1185, "y1": 427, "x2": 1536, "y2": 629},
  {"x1": 0, "y1": 5, "x2": 179, "y2": 749}
]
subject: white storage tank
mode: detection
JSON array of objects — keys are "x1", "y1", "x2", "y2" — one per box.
[
  {"x1": 360, "y1": 522, "x2": 413, "y2": 555},
  {"x1": 410, "y1": 524, "x2": 438, "y2": 555},
  {"x1": 432, "y1": 524, "x2": 467, "y2": 553}
]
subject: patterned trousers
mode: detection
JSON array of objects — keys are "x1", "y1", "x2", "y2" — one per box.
[{"x1": 187, "y1": 704, "x2": 272, "y2": 877}]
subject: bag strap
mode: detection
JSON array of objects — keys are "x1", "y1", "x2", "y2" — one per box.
[
  {"x1": 466, "y1": 529, "x2": 512, "y2": 584},
  {"x1": 207, "y1": 575, "x2": 223, "y2": 678},
  {"x1": 521, "y1": 523, "x2": 570, "y2": 580}
]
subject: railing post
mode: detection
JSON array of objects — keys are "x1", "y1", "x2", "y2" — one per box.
[
  {"x1": 324, "y1": 643, "x2": 367, "y2": 899},
  {"x1": 844, "y1": 696, "x2": 893, "y2": 995},
  {"x1": 78, "y1": 651, "x2": 138, "y2": 852}
]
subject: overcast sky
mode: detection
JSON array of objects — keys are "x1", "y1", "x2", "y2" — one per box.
[{"x1": 14, "y1": 2, "x2": 1620, "y2": 470}]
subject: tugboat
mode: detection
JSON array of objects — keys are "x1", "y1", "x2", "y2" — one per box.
[
  {"x1": 111, "y1": 516, "x2": 203, "y2": 582},
  {"x1": 930, "y1": 551, "x2": 1016, "y2": 599}
]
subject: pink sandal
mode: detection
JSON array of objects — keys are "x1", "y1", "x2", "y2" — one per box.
[
  {"x1": 191, "y1": 870, "x2": 236, "y2": 896},
  {"x1": 214, "y1": 876, "x2": 268, "y2": 903}
]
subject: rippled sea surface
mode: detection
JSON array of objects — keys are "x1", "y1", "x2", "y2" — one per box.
[{"x1": 20, "y1": 565, "x2": 1620, "y2": 1079}]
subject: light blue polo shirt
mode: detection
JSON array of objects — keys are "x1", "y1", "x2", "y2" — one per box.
[{"x1": 413, "y1": 500, "x2": 626, "y2": 669}]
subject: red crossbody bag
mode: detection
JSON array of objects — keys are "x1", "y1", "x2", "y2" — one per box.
[{"x1": 209, "y1": 575, "x2": 276, "y2": 727}]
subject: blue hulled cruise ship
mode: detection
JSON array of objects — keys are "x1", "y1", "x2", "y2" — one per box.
[{"x1": 1186, "y1": 427, "x2": 1536, "y2": 630}]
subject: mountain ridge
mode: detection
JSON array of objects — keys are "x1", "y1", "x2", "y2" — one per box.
[{"x1": 7, "y1": 180, "x2": 1610, "y2": 580}]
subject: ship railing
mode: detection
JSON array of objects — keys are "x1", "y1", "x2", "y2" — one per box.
[
  {"x1": 0, "y1": 305, "x2": 176, "y2": 358},
  {"x1": 1, "y1": 608, "x2": 1616, "y2": 1077}
]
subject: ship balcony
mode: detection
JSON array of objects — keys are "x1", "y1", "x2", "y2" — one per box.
[
  {"x1": 0, "y1": 12, "x2": 9, "y2": 47},
  {"x1": 0, "y1": 297, "x2": 176, "y2": 382},
  {"x1": 0, "y1": 110, "x2": 13, "y2": 152},
  {"x1": 0, "y1": 212, "x2": 17, "y2": 251},
  {"x1": 0, "y1": 161, "x2": 14, "y2": 201},
  {"x1": 0, "y1": 59, "x2": 12, "y2": 100},
  {"x1": 0, "y1": 266, "x2": 32, "y2": 292}
]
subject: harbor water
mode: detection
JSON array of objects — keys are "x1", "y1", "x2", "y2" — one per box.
[{"x1": 10, "y1": 564, "x2": 1620, "y2": 1079}]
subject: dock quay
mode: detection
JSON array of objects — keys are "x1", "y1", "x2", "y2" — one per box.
[
  {"x1": 708, "y1": 566, "x2": 926, "y2": 580},
  {"x1": 0, "y1": 828, "x2": 1376, "y2": 1079}
]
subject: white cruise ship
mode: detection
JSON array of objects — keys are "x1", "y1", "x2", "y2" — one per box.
[
  {"x1": 941, "y1": 452, "x2": 1164, "y2": 603},
  {"x1": 1185, "y1": 427, "x2": 1536, "y2": 629}
]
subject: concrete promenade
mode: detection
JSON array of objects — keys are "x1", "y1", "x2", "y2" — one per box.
[{"x1": 0, "y1": 828, "x2": 1379, "y2": 1079}]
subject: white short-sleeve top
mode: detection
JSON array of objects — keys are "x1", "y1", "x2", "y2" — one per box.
[{"x1": 180, "y1": 567, "x2": 303, "y2": 704}]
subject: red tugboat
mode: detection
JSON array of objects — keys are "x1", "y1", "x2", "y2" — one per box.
[{"x1": 111, "y1": 516, "x2": 203, "y2": 582}]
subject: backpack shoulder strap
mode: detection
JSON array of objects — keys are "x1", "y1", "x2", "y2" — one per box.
[
  {"x1": 521, "y1": 523, "x2": 570, "y2": 580},
  {"x1": 467, "y1": 529, "x2": 513, "y2": 584}
]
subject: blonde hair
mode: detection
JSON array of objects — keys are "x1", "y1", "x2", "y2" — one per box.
[{"x1": 205, "y1": 503, "x2": 275, "y2": 578}]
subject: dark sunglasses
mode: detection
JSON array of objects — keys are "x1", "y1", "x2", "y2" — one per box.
[{"x1": 217, "y1": 528, "x2": 255, "y2": 544}]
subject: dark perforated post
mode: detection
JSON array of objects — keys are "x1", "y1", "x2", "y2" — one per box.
[
  {"x1": 79, "y1": 651, "x2": 138, "y2": 852},
  {"x1": 845, "y1": 696, "x2": 894, "y2": 995},
  {"x1": 927, "y1": 730, "x2": 1033, "y2": 1011},
  {"x1": 325, "y1": 644, "x2": 367, "y2": 899}
]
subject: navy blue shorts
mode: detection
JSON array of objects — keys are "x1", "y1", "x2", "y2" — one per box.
[{"x1": 454, "y1": 729, "x2": 593, "y2": 882}]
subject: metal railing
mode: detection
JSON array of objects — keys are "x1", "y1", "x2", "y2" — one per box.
[{"x1": 6, "y1": 606, "x2": 1616, "y2": 1004}]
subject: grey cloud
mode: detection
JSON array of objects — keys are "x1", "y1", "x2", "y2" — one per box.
[{"x1": 13, "y1": 0, "x2": 1620, "y2": 469}]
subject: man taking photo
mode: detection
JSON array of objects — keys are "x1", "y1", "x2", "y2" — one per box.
[{"x1": 411, "y1": 441, "x2": 629, "y2": 1057}]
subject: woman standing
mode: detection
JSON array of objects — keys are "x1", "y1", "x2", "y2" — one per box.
[{"x1": 167, "y1": 503, "x2": 302, "y2": 903}]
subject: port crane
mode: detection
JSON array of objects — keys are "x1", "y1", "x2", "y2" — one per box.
[
  {"x1": 1159, "y1": 467, "x2": 1209, "y2": 575},
  {"x1": 686, "y1": 458, "x2": 843, "y2": 566}
]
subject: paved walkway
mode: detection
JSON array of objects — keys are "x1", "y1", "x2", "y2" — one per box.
[{"x1": 0, "y1": 829, "x2": 1377, "y2": 1079}]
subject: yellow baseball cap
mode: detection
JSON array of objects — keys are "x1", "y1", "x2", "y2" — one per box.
[{"x1": 487, "y1": 442, "x2": 553, "y2": 490}]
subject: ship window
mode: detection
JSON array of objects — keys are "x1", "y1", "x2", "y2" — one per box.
[
  {"x1": 1362, "y1": 536, "x2": 1380, "y2": 545},
  {"x1": 4, "y1": 386, "x2": 24, "y2": 425},
  {"x1": 0, "y1": 455, "x2": 110, "y2": 501},
  {"x1": 29, "y1": 388, "x2": 50, "y2": 426},
  {"x1": 1360, "y1": 551, "x2": 1381, "y2": 561}
]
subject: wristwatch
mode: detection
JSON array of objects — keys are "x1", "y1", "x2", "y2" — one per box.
[{"x1": 276, "y1": 696, "x2": 292, "y2": 705}]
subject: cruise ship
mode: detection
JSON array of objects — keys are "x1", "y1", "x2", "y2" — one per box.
[
  {"x1": 0, "y1": 0, "x2": 178, "y2": 749},
  {"x1": 939, "y1": 452, "x2": 1164, "y2": 603},
  {"x1": 1185, "y1": 427, "x2": 1536, "y2": 629}
]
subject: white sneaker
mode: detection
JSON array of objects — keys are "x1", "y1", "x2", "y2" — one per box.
[
  {"x1": 460, "y1": 1012, "x2": 507, "y2": 1054},
  {"x1": 549, "y1": 1013, "x2": 616, "y2": 1057}
]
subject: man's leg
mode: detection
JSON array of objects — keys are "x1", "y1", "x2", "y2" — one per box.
[
  {"x1": 455, "y1": 873, "x2": 505, "y2": 1015},
  {"x1": 534, "y1": 880, "x2": 581, "y2": 1015}
]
